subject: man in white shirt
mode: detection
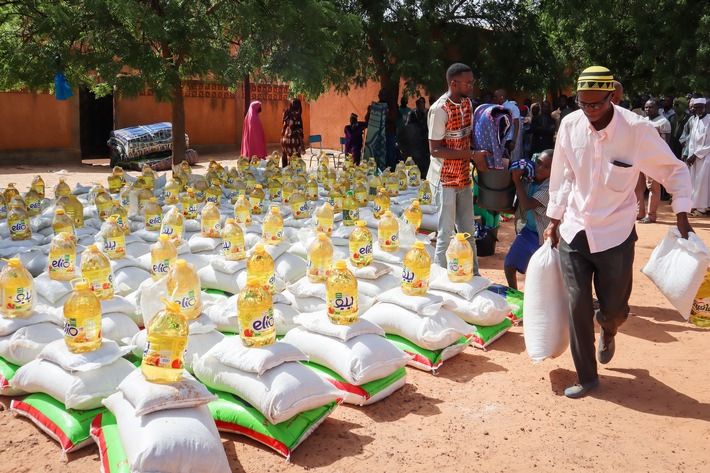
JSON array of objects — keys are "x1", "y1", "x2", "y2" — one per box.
[
  {"x1": 635, "y1": 99, "x2": 672, "y2": 223},
  {"x1": 544, "y1": 66, "x2": 693, "y2": 399},
  {"x1": 685, "y1": 98, "x2": 710, "y2": 216}
]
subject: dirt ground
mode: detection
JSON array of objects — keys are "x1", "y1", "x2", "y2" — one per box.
[{"x1": 0, "y1": 154, "x2": 709, "y2": 473}]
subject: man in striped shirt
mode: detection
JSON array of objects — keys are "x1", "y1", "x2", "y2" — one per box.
[{"x1": 428, "y1": 63, "x2": 491, "y2": 271}]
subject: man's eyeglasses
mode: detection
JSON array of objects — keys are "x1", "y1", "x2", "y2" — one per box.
[
  {"x1": 576, "y1": 92, "x2": 612, "y2": 111},
  {"x1": 453, "y1": 80, "x2": 474, "y2": 87}
]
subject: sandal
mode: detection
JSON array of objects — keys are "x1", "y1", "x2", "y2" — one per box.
[
  {"x1": 688, "y1": 210, "x2": 707, "y2": 217},
  {"x1": 638, "y1": 217, "x2": 656, "y2": 224}
]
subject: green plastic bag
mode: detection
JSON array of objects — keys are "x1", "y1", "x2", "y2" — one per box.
[
  {"x1": 470, "y1": 318, "x2": 513, "y2": 350},
  {"x1": 385, "y1": 334, "x2": 471, "y2": 372},
  {"x1": 208, "y1": 388, "x2": 337, "y2": 459},
  {"x1": 10, "y1": 393, "x2": 105, "y2": 453},
  {"x1": 90, "y1": 411, "x2": 131, "y2": 473},
  {"x1": 0, "y1": 356, "x2": 24, "y2": 396},
  {"x1": 303, "y1": 361, "x2": 406, "y2": 405}
]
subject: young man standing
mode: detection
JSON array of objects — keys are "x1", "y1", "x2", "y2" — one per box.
[
  {"x1": 428, "y1": 63, "x2": 490, "y2": 273},
  {"x1": 544, "y1": 66, "x2": 693, "y2": 399},
  {"x1": 635, "y1": 99, "x2": 672, "y2": 223}
]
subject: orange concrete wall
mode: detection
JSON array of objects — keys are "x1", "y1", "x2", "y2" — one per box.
[
  {"x1": 0, "y1": 91, "x2": 74, "y2": 150},
  {"x1": 309, "y1": 79, "x2": 427, "y2": 150}
]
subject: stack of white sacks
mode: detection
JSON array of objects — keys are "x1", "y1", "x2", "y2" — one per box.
[{"x1": 102, "y1": 369, "x2": 230, "y2": 473}]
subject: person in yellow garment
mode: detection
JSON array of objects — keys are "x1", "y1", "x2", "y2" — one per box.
[{"x1": 543, "y1": 66, "x2": 694, "y2": 399}]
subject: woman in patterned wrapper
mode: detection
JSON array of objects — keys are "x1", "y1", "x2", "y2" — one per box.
[{"x1": 281, "y1": 98, "x2": 305, "y2": 167}]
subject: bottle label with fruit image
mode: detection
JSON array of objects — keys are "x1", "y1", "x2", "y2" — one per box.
[
  {"x1": 142, "y1": 339, "x2": 187, "y2": 370},
  {"x1": 4, "y1": 285, "x2": 33, "y2": 313}
]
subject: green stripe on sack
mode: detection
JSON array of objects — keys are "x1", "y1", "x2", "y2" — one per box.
[
  {"x1": 0, "y1": 356, "x2": 20, "y2": 382},
  {"x1": 96, "y1": 411, "x2": 131, "y2": 473},
  {"x1": 203, "y1": 288, "x2": 233, "y2": 299},
  {"x1": 207, "y1": 388, "x2": 337, "y2": 452},
  {"x1": 302, "y1": 361, "x2": 406, "y2": 396},
  {"x1": 15, "y1": 393, "x2": 106, "y2": 451},
  {"x1": 385, "y1": 334, "x2": 469, "y2": 366}
]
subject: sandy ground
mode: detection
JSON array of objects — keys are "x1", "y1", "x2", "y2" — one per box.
[{"x1": 1, "y1": 154, "x2": 709, "y2": 473}]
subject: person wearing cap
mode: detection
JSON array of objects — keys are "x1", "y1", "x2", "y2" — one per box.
[
  {"x1": 684, "y1": 97, "x2": 710, "y2": 217},
  {"x1": 344, "y1": 113, "x2": 367, "y2": 166},
  {"x1": 543, "y1": 66, "x2": 694, "y2": 399}
]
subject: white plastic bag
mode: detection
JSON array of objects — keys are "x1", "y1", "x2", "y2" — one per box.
[
  {"x1": 38, "y1": 339, "x2": 131, "y2": 372},
  {"x1": 207, "y1": 337, "x2": 308, "y2": 375},
  {"x1": 641, "y1": 228, "x2": 710, "y2": 319},
  {"x1": 293, "y1": 311, "x2": 385, "y2": 341},
  {"x1": 523, "y1": 239, "x2": 570, "y2": 361},
  {"x1": 0, "y1": 323, "x2": 64, "y2": 366},
  {"x1": 431, "y1": 289, "x2": 510, "y2": 326}
]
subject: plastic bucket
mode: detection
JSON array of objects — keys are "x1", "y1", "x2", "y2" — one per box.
[{"x1": 475, "y1": 170, "x2": 516, "y2": 212}]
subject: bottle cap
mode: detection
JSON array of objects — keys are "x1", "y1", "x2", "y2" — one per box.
[
  {"x1": 7, "y1": 258, "x2": 20, "y2": 267},
  {"x1": 55, "y1": 208, "x2": 66, "y2": 215},
  {"x1": 384, "y1": 211, "x2": 394, "y2": 217},
  {"x1": 175, "y1": 259, "x2": 186, "y2": 268},
  {"x1": 413, "y1": 241, "x2": 425, "y2": 249},
  {"x1": 158, "y1": 234, "x2": 170, "y2": 242},
  {"x1": 255, "y1": 184, "x2": 263, "y2": 189},
  {"x1": 413, "y1": 200, "x2": 420, "y2": 207},
  {"x1": 161, "y1": 297, "x2": 181, "y2": 313},
  {"x1": 212, "y1": 179, "x2": 220, "y2": 185},
  {"x1": 225, "y1": 218, "x2": 236, "y2": 225},
  {"x1": 254, "y1": 244, "x2": 265, "y2": 253},
  {"x1": 317, "y1": 232, "x2": 328, "y2": 241},
  {"x1": 334, "y1": 260, "x2": 347, "y2": 270},
  {"x1": 71, "y1": 278, "x2": 89, "y2": 291},
  {"x1": 88, "y1": 244, "x2": 98, "y2": 251},
  {"x1": 455, "y1": 233, "x2": 471, "y2": 241},
  {"x1": 246, "y1": 275, "x2": 261, "y2": 287},
  {"x1": 379, "y1": 187, "x2": 387, "y2": 193},
  {"x1": 355, "y1": 220, "x2": 366, "y2": 227}
]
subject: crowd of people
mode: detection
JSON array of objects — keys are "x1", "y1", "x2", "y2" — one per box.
[{"x1": 236, "y1": 64, "x2": 704, "y2": 400}]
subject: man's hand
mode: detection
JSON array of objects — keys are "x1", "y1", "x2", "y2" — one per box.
[
  {"x1": 472, "y1": 150, "x2": 490, "y2": 172},
  {"x1": 543, "y1": 220, "x2": 560, "y2": 247},
  {"x1": 687, "y1": 155, "x2": 697, "y2": 166},
  {"x1": 677, "y1": 212, "x2": 694, "y2": 239},
  {"x1": 511, "y1": 168, "x2": 525, "y2": 182}
]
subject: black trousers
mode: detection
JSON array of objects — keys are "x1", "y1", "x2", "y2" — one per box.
[{"x1": 559, "y1": 229, "x2": 637, "y2": 384}]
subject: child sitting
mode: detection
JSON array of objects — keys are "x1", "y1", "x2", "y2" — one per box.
[{"x1": 504, "y1": 149, "x2": 554, "y2": 290}]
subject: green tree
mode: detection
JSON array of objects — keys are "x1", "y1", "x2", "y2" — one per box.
[
  {"x1": 0, "y1": 0, "x2": 364, "y2": 163},
  {"x1": 540, "y1": 0, "x2": 710, "y2": 96},
  {"x1": 337, "y1": 0, "x2": 564, "y2": 103}
]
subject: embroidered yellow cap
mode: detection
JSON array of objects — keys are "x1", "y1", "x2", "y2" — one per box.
[{"x1": 577, "y1": 66, "x2": 615, "y2": 92}]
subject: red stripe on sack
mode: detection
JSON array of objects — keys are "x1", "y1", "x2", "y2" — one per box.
[
  {"x1": 408, "y1": 352, "x2": 434, "y2": 369},
  {"x1": 326, "y1": 378, "x2": 370, "y2": 400},
  {"x1": 90, "y1": 414, "x2": 111, "y2": 473},
  {"x1": 11, "y1": 399, "x2": 74, "y2": 452},
  {"x1": 215, "y1": 420, "x2": 289, "y2": 458}
]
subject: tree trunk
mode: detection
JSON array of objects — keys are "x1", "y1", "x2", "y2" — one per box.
[
  {"x1": 171, "y1": 80, "x2": 186, "y2": 165},
  {"x1": 244, "y1": 74, "x2": 251, "y2": 116}
]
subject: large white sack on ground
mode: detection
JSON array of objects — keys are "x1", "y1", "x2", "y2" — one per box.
[
  {"x1": 38, "y1": 339, "x2": 131, "y2": 372},
  {"x1": 274, "y1": 252, "x2": 308, "y2": 284},
  {"x1": 114, "y1": 266, "x2": 151, "y2": 295},
  {"x1": 641, "y1": 228, "x2": 710, "y2": 320},
  {"x1": 117, "y1": 370, "x2": 217, "y2": 417},
  {"x1": 431, "y1": 289, "x2": 510, "y2": 326},
  {"x1": 193, "y1": 354, "x2": 341, "y2": 425},
  {"x1": 361, "y1": 302, "x2": 474, "y2": 350},
  {"x1": 103, "y1": 392, "x2": 230, "y2": 473},
  {"x1": 206, "y1": 336, "x2": 308, "y2": 375},
  {"x1": 375, "y1": 287, "x2": 444, "y2": 315},
  {"x1": 100, "y1": 295, "x2": 138, "y2": 316},
  {"x1": 102, "y1": 312, "x2": 140, "y2": 346},
  {"x1": 293, "y1": 311, "x2": 385, "y2": 341},
  {"x1": 0, "y1": 306, "x2": 61, "y2": 337},
  {"x1": 34, "y1": 273, "x2": 74, "y2": 305},
  {"x1": 429, "y1": 275, "x2": 492, "y2": 301},
  {"x1": 12, "y1": 357, "x2": 135, "y2": 410},
  {"x1": 282, "y1": 327, "x2": 411, "y2": 385},
  {"x1": 0, "y1": 323, "x2": 64, "y2": 366},
  {"x1": 356, "y1": 273, "x2": 401, "y2": 298},
  {"x1": 131, "y1": 329, "x2": 225, "y2": 374},
  {"x1": 523, "y1": 239, "x2": 570, "y2": 361},
  {"x1": 281, "y1": 290, "x2": 375, "y2": 315}
]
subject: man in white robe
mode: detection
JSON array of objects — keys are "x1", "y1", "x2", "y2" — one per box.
[{"x1": 685, "y1": 98, "x2": 710, "y2": 215}]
